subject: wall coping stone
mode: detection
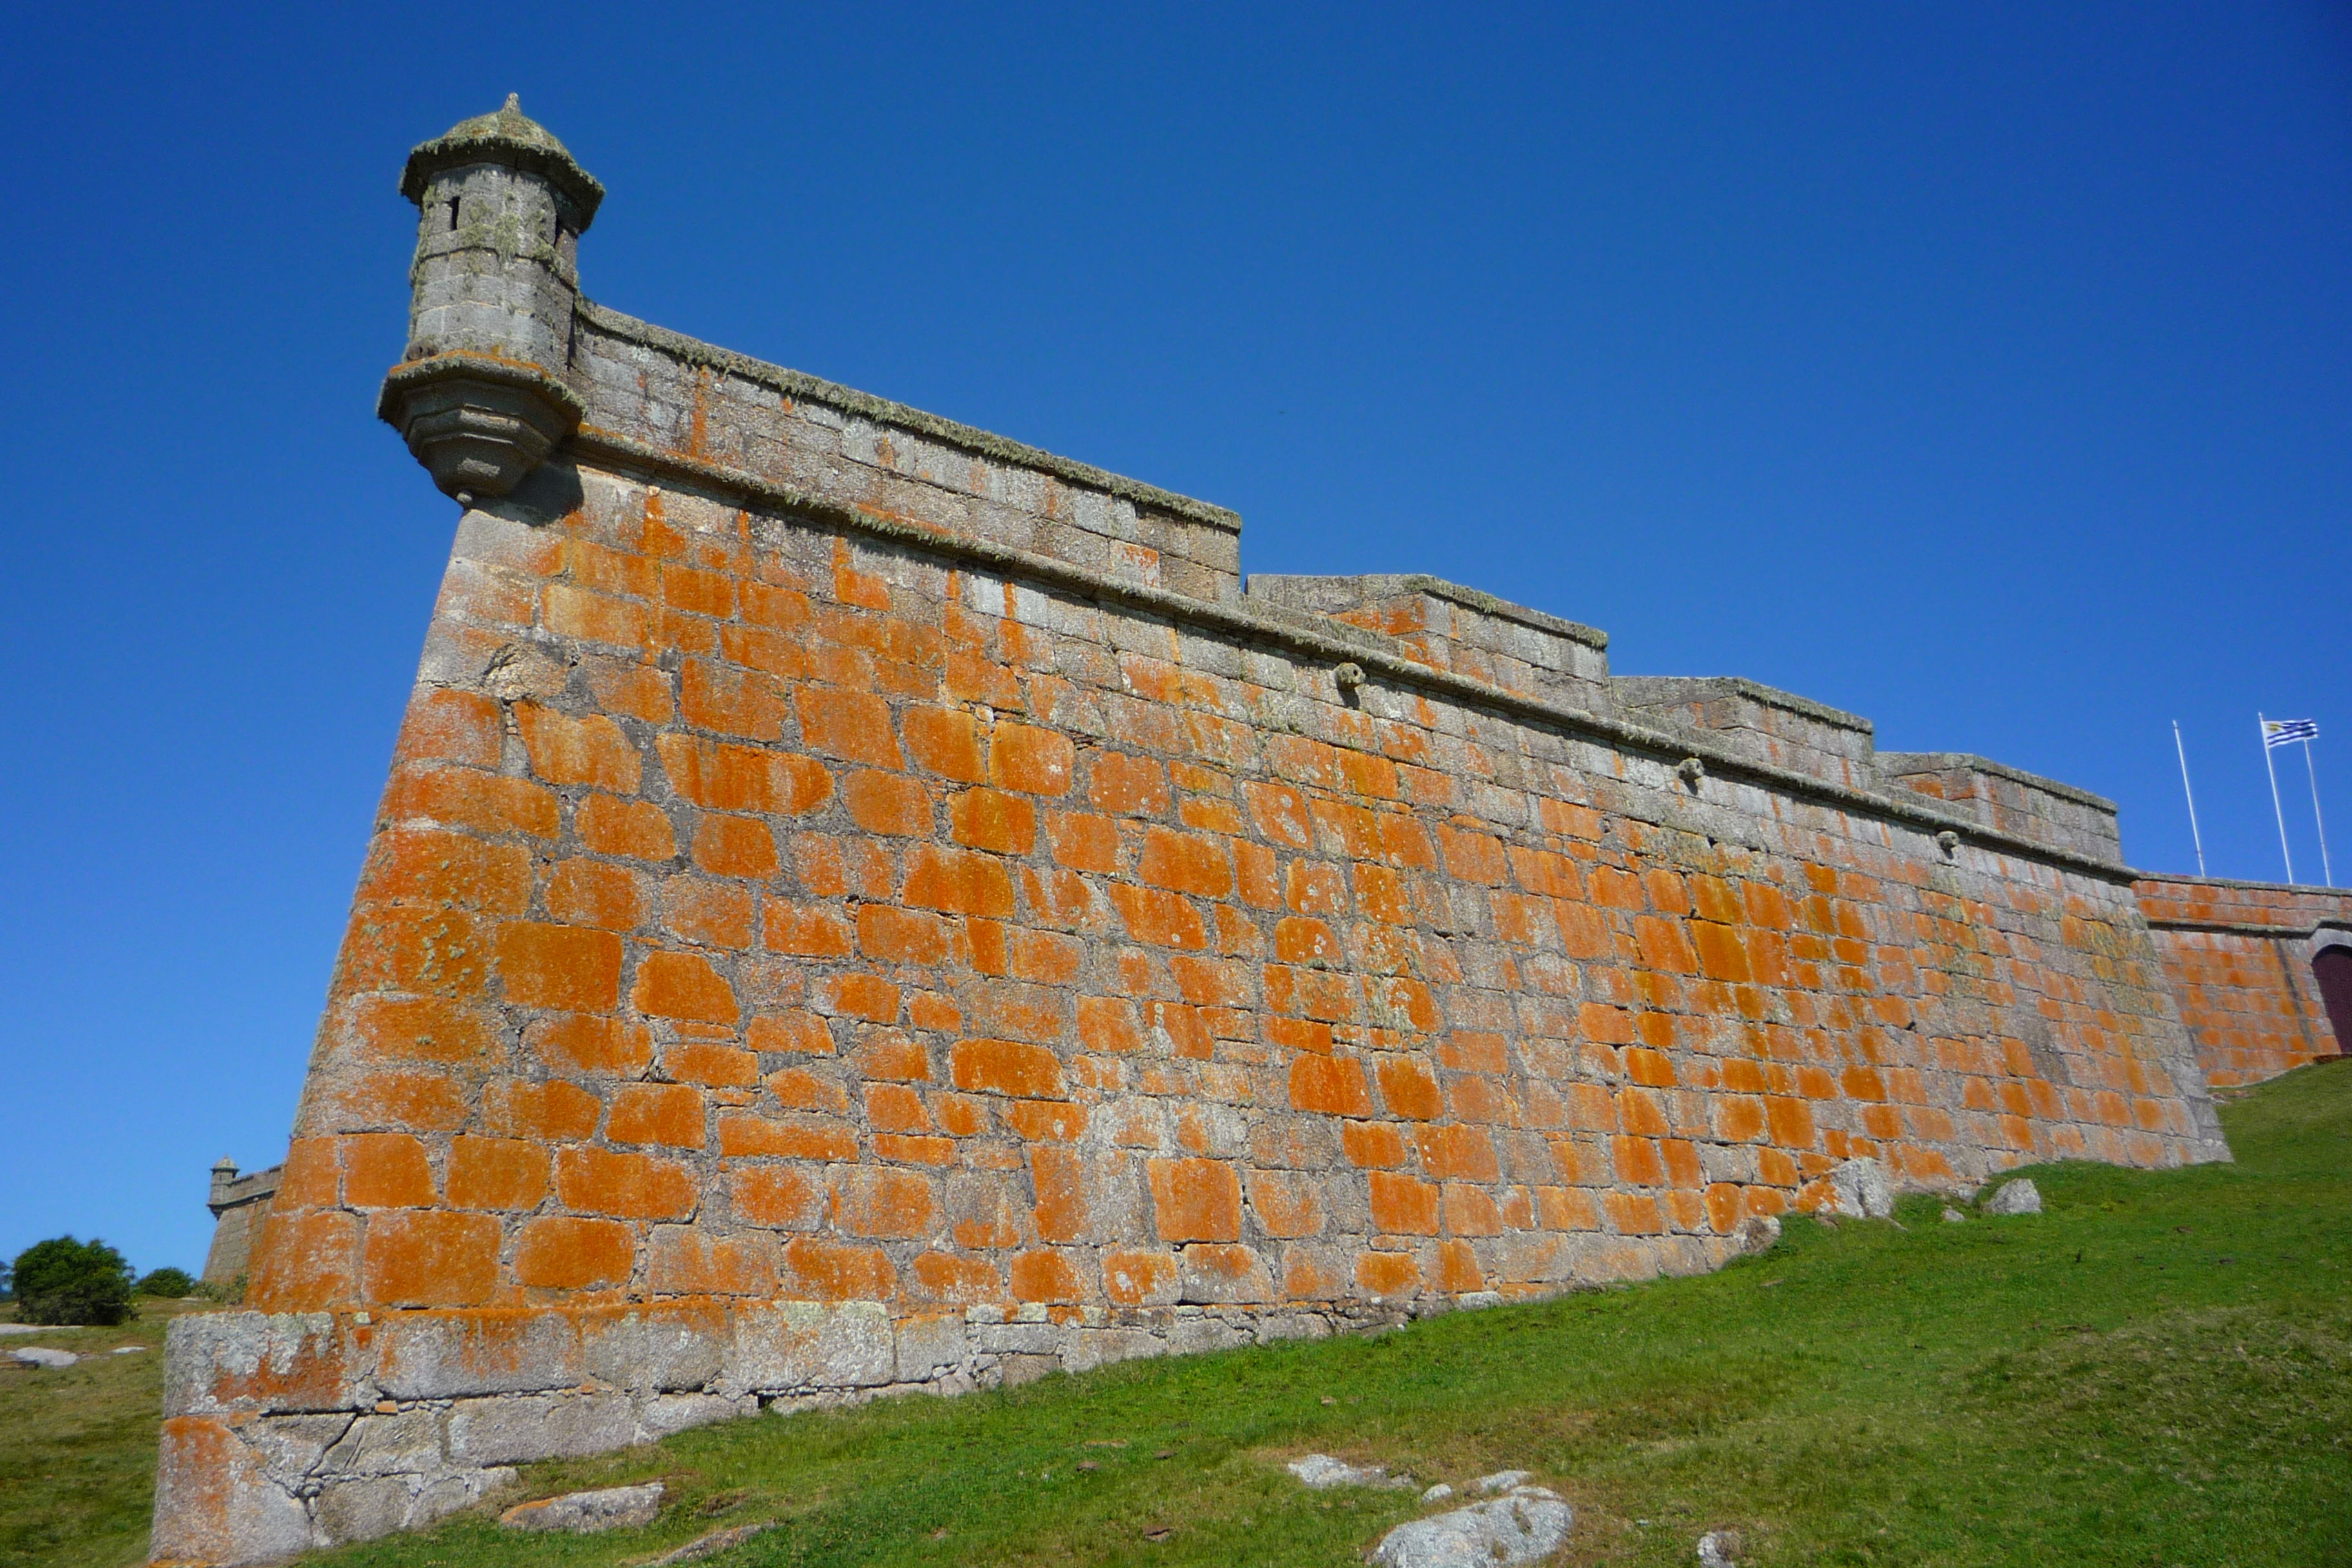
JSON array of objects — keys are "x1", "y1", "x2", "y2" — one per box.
[
  {"x1": 2133, "y1": 872, "x2": 2352, "y2": 895},
  {"x1": 2133, "y1": 872, "x2": 2352, "y2": 936},
  {"x1": 566, "y1": 423, "x2": 2142, "y2": 887},
  {"x1": 2143, "y1": 918, "x2": 2343, "y2": 937},
  {"x1": 1612, "y1": 675, "x2": 1873, "y2": 734},
  {"x1": 1877, "y1": 750, "x2": 2119, "y2": 813},
  {"x1": 573, "y1": 301, "x2": 1242, "y2": 534},
  {"x1": 1244, "y1": 573, "x2": 1611, "y2": 651}
]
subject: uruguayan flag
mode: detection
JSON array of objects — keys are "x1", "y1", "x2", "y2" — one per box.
[{"x1": 2263, "y1": 718, "x2": 2319, "y2": 749}]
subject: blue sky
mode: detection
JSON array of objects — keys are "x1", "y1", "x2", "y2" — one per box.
[{"x1": 2, "y1": 3, "x2": 2346, "y2": 1275}]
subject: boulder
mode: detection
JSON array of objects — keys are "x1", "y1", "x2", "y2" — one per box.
[
  {"x1": 1984, "y1": 1179, "x2": 2043, "y2": 1215},
  {"x1": 1730, "y1": 1214, "x2": 1781, "y2": 1255},
  {"x1": 12, "y1": 1348, "x2": 79, "y2": 1368},
  {"x1": 1941, "y1": 1207, "x2": 1969, "y2": 1224},
  {"x1": 498, "y1": 1482, "x2": 665, "y2": 1533},
  {"x1": 1474, "y1": 1470, "x2": 1531, "y2": 1493},
  {"x1": 1371, "y1": 1486, "x2": 1573, "y2": 1568},
  {"x1": 1826, "y1": 1157, "x2": 1896, "y2": 1220},
  {"x1": 1698, "y1": 1527, "x2": 1745, "y2": 1565}
]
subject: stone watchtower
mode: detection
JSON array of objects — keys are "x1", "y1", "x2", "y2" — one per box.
[{"x1": 375, "y1": 95, "x2": 602, "y2": 504}]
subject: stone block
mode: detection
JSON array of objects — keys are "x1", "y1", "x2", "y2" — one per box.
[
  {"x1": 163, "y1": 1311, "x2": 353, "y2": 1416},
  {"x1": 320, "y1": 1409, "x2": 443, "y2": 1478},
  {"x1": 727, "y1": 1301, "x2": 894, "y2": 1395},
  {"x1": 151, "y1": 1416, "x2": 317, "y2": 1565},
  {"x1": 1825, "y1": 1157, "x2": 1896, "y2": 1220},
  {"x1": 639, "y1": 1392, "x2": 753, "y2": 1440},
  {"x1": 1058, "y1": 1326, "x2": 1162, "y2": 1373},
  {"x1": 582, "y1": 1302, "x2": 730, "y2": 1393},
  {"x1": 311, "y1": 1475, "x2": 416, "y2": 1547},
  {"x1": 1166, "y1": 1315, "x2": 1248, "y2": 1356},
  {"x1": 1178, "y1": 1243, "x2": 1276, "y2": 1304},
  {"x1": 991, "y1": 1353, "x2": 1060, "y2": 1387},
  {"x1": 971, "y1": 1320, "x2": 1059, "y2": 1357},
  {"x1": 240, "y1": 1412, "x2": 358, "y2": 1493},
  {"x1": 894, "y1": 1313, "x2": 970, "y2": 1384},
  {"x1": 446, "y1": 1391, "x2": 637, "y2": 1465}
]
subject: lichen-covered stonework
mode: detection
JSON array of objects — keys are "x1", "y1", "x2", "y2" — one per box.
[
  {"x1": 155, "y1": 101, "x2": 2319, "y2": 1564},
  {"x1": 2135, "y1": 877, "x2": 2351, "y2": 1086}
]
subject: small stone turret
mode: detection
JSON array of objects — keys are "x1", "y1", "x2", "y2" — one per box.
[{"x1": 377, "y1": 95, "x2": 602, "y2": 501}]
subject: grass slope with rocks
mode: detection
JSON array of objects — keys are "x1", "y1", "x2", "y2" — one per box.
[{"x1": 11, "y1": 1062, "x2": 2351, "y2": 1567}]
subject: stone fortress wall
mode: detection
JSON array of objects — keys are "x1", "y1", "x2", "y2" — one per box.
[
  {"x1": 201, "y1": 1161, "x2": 283, "y2": 1289},
  {"x1": 2133, "y1": 877, "x2": 2350, "y2": 1086},
  {"x1": 153, "y1": 100, "x2": 2343, "y2": 1565}
]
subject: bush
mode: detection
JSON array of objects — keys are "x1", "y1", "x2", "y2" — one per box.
[
  {"x1": 136, "y1": 1267, "x2": 199, "y2": 1298},
  {"x1": 12, "y1": 1237, "x2": 135, "y2": 1326}
]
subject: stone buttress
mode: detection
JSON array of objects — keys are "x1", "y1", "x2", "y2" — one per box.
[{"x1": 155, "y1": 103, "x2": 2259, "y2": 1563}]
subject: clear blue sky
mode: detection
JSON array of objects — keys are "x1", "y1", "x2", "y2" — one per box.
[{"x1": 3, "y1": 3, "x2": 2346, "y2": 1276}]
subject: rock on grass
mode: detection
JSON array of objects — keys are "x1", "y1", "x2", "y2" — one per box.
[
  {"x1": 500, "y1": 1483, "x2": 665, "y2": 1533},
  {"x1": 1985, "y1": 1179, "x2": 2043, "y2": 1215},
  {"x1": 1288, "y1": 1453, "x2": 1409, "y2": 1489},
  {"x1": 1371, "y1": 1487, "x2": 1572, "y2": 1567}
]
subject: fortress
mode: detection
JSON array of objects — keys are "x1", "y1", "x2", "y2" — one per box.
[{"x1": 154, "y1": 101, "x2": 2352, "y2": 1564}]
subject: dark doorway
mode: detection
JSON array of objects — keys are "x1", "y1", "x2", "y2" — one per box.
[{"x1": 2315, "y1": 942, "x2": 2352, "y2": 1059}]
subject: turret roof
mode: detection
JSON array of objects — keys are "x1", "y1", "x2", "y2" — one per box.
[{"x1": 400, "y1": 94, "x2": 604, "y2": 230}]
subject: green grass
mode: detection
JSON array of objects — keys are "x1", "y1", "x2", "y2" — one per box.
[
  {"x1": 0, "y1": 1298, "x2": 206, "y2": 1568},
  {"x1": 13, "y1": 1064, "x2": 2351, "y2": 1565}
]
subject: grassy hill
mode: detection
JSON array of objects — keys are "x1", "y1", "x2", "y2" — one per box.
[{"x1": 10, "y1": 1061, "x2": 2349, "y2": 1567}]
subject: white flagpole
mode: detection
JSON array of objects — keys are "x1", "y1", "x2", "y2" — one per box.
[
  {"x1": 2173, "y1": 720, "x2": 2207, "y2": 876},
  {"x1": 2260, "y1": 712, "x2": 2296, "y2": 884},
  {"x1": 2305, "y1": 737, "x2": 2332, "y2": 887}
]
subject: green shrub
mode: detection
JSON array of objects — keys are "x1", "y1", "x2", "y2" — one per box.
[
  {"x1": 12, "y1": 1237, "x2": 135, "y2": 1326},
  {"x1": 135, "y1": 1267, "x2": 199, "y2": 1298}
]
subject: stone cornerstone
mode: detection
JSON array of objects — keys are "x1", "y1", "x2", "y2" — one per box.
[{"x1": 155, "y1": 99, "x2": 2331, "y2": 1563}]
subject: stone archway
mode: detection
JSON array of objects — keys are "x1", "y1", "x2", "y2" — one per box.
[{"x1": 2313, "y1": 928, "x2": 2352, "y2": 1058}]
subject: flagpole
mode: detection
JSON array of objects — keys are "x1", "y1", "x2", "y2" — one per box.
[
  {"x1": 2261, "y1": 712, "x2": 2296, "y2": 884},
  {"x1": 2306, "y1": 738, "x2": 2333, "y2": 887},
  {"x1": 2173, "y1": 720, "x2": 2207, "y2": 876}
]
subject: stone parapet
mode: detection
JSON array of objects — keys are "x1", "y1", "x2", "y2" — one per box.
[
  {"x1": 2133, "y1": 874, "x2": 2352, "y2": 936},
  {"x1": 1879, "y1": 752, "x2": 2124, "y2": 867},
  {"x1": 569, "y1": 303, "x2": 1244, "y2": 606},
  {"x1": 1246, "y1": 575, "x2": 1610, "y2": 712},
  {"x1": 1612, "y1": 677, "x2": 1875, "y2": 792}
]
